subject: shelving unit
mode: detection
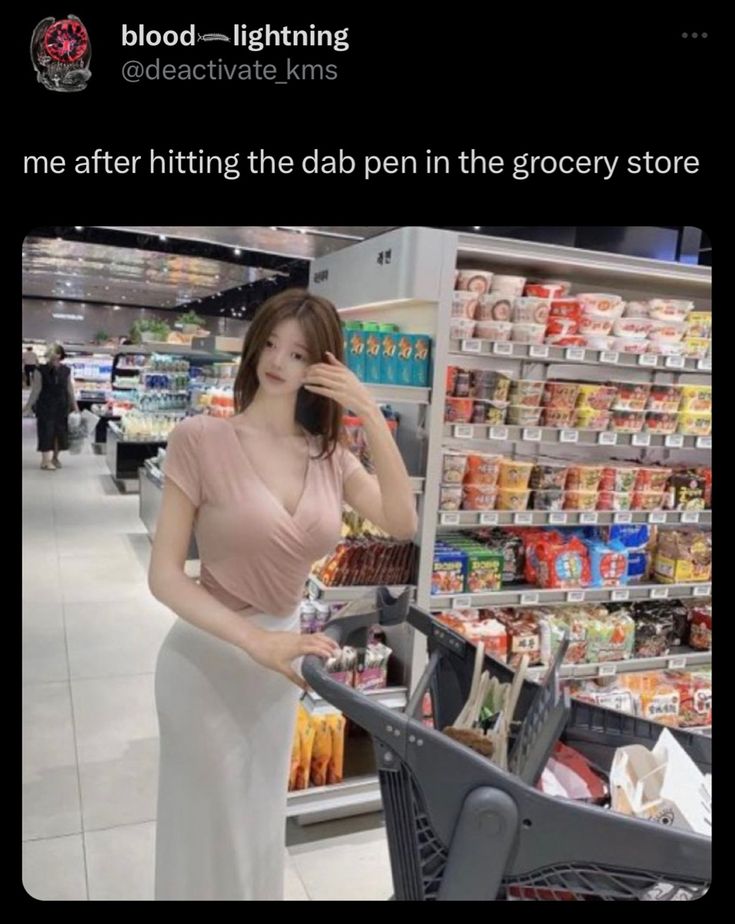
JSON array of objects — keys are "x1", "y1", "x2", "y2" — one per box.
[
  {"x1": 526, "y1": 648, "x2": 711, "y2": 682},
  {"x1": 443, "y1": 423, "x2": 711, "y2": 450},
  {"x1": 437, "y1": 509, "x2": 711, "y2": 528}
]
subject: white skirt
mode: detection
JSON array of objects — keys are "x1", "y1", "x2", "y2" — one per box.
[{"x1": 153, "y1": 609, "x2": 301, "y2": 901}]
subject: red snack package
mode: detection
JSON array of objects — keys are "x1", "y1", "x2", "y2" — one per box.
[{"x1": 535, "y1": 535, "x2": 591, "y2": 589}]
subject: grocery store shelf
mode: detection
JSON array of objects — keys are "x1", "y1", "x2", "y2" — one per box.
[
  {"x1": 437, "y1": 510, "x2": 712, "y2": 529},
  {"x1": 449, "y1": 339, "x2": 711, "y2": 374},
  {"x1": 286, "y1": 774, "x2": 382, "y2": 821},
  {"x1": 308, "y1": 576, "x2": 415, "y2": 602},
  {"x1": 528, "y1": 647, "x2": 712, "y2": 682},
  {"x1": 429, "y1": 582, "x2": 712, "y2": 610},
  {"x1": 443, "y1": 423, "x2": 711, "y2": 450},
  {"x1": 365, "y1": 384, "x2": 431, "y2": 404},
  {"x1": 302, "y1": 685, "x2": 408, "y2": 715}
]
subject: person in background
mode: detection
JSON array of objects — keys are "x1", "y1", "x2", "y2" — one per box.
[
  {"x1": 22, "y1": 343, "x2": 80, "y2": 470},
  {"x1": 23, "y1": 346, "x2": 39, "y2": 387}
]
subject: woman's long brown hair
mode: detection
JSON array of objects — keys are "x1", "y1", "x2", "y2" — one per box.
[{"x1": 233, "y1": 289, "x2": 346, "y2": 459}]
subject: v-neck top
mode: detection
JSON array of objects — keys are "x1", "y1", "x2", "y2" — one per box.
[{"x1": 163, "y1": 414, "x2": 363, "y2": 618}]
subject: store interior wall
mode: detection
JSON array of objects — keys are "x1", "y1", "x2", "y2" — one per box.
[{"x1": 22, "y1": 298, "x2": 249, "y2": 344}]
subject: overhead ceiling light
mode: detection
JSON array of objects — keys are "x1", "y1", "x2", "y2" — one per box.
[
  {"x1": 473, "y1": 226, "x2": 481, "y2": 230},
  {"x1": 65, "y1": 281, "x2": 71, "y2": 286},
  {"x1": 233, "y1": 248, "x2": 242, "y2": 256},
  {"x1": 113, "y1": 306, "x2": 120, "y2": 311},
  {"x1": 159, "y1": 234, "x2": 167, "y2": 241},
  {"x1": 74, "y1": 226, "x2": 83, "y2": 231}
]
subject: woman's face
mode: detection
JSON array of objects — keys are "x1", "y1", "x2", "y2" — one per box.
[
  {"x1": 45, "y1": 347, "x2": 59, "y2": 363},
  {"x1": 256, "y1": 318, "x2": 315, "y2": 395}
]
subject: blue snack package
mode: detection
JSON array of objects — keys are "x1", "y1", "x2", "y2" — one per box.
[{"x1": 584, "y1": 539, "x2": 630, "y2": 587}]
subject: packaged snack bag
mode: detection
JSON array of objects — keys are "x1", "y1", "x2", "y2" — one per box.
[
  {"x1": 586, "y1": 608, "x2": 635, "y2": 662},
  {"x1": 310, "y1": 715, "x2": 333, "y2": 787},
  {"x1": 295, "y1": 715, "x2": 316, "y2": 790},
  {"x1": 535, "y1": 535, "x2": 591, "y2": 589},
  {"x1": 326, "y1": 713, "x2": 347, "y2": 784},
  {"x1": 290, "y1": 705, "x2": 308, "y2": 791}
]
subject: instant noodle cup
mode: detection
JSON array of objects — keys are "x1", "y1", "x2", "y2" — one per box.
[
  {"x1": 647, "y1": 385, "x2": 682, "y2": 413},
  {"x1": 677, "y1": 412, "x2": 712, "y2": 436},
  {"x1": 473, "y1": 369, "x2": 512, "y2": 402},
  {"x1": 450, "y1": 318, "x2": 477, "y2": 340},
  {"x1": 584, "y1": 335, "x2": 616, "y2": 351},
  {"x1": 648, "y1": 319, "x2": 688, "y2": 343},
  {"x1": 632, "y1": 491, "x2": 665, "y2": 511},
  {"x1": 511, "y1": 323, "x2": 547, "y2": 344},
  {"x1": 635, "y1": 466, "x2": 672, "y2": 492},
  {"x1": 576, "y1": 294, "x2": 625, "y2": 319},
  {"x1": 455, "y1": 270, "x2": 494, "y2": 294},
  {"x1": 498, "y1": 459, "x2": 535, "y2": 489},
  {"x1": 542, "y1": 407, "x2": 575, "y2": 428},
  {"x1": 679, "y1": 385, "x2": 712, "y2": 412},
  {"x1": 507, "y1": 404, "x2": 543, "y2": 426},
  {"x1": 600, "y1": 466, "x2": 638, "y2": 493},
  {"x1": 444, "y1": 397, "x2": 474, "y2": 423},
  {"x1": 566, "y1": 464, "x2": 604, "y2": 491},
  {"x1": 575, "y1": 383, "x2": 618, "y2": 410},
  {"x1": 496, "y1": 488, "x2": 531, "y2": 510},
  {"x1": 451, "y1": 292, "x2": 481, "y2": 319},
  {"x1": 579, "y1": 314, "x2": 614, "y2": 336},
  {"x1": 491, "y1": 275, "x2": 526, "y2": 296},
  {"x1": 441, "y1": 450, "x2": 468, "y2": 484},
  {"x1": 531, "y1": 489, "x2": 564, "y2": 510},
  {"x1": 612, "y1": 337, "x2": 649, "y2": 354},
  {"x1": 597, "y1": 491, "x2": 633, "y2": 511},
  {"x1": 610, "y1": 409, "x2": 646, "y2": 433},
  {"x1": 564, "y1": 490, "x2": 599, "y2": 511},
  {"x1": 525, "y1": 283, "x2": 565, "y2": 299},
  {"x1": 612, "y1": 382, "x2": 651, "y2": 411},
  {"x1": 474, "y1": 319, "x2": 512, "y2": 341},
  {"x1": 541, "y1": 279, "x2": 573, "y2": 296},
  {"x1": 477, "y1": 293, "x2": 513, "y2": 322},
  {"x1": 530, "y1": 461, "x2": 569, "y2": 490},
  {"x1": 546, "y1": 316, "x2": 579, "y2": 337},
  {"x1": 646, "y1": 341, "x2": 685, "y2": 356},
  {"x1": 686, "y1": 311, "x2": 712, "y2": 338},
  {"x1": 462, "y1": 485, "x2": 498, "y2": 511},
  {"x1": 512, "y1": 297, "x2": 551, "y2": 325},
  {"x1": 439, "y1": 484, "x2": 463, "y2": 511},
  {"x1": 549, "y1": 298, "x2": 582, "y2": 320},
  {"x1": 573, "y1": 407, "x2": 611, "y2": 430},
  {"x1": 446, "y1": 365, "x2": 459, "y2": 396},
  {"x1": 645, "y1": 411, "x2": 678, "y2": 434},
  {"x1": 484, "y1": 402, "x2": 510, "y2": 425},
  {"x1": 546, "y1": 335, "x2": 589, "y2": 348},
  {"x1": 624, "y1": 301, "x2": 651, "y2": 318},
  {"x1": 682, "y1": 338, "x2": 710, "y2": 359},
  {"x1": 543, "y1": 380, "x2": 581, "y2": 408},
  {"x1": 464, "y1": 452, "x2": 502, "y2": 486},
  {"x1": 648, "y1": 299, "x2": 694, "y2": 322},
  {"x1": 508, "y1": 379, "x2": 545, "y2": 407},
  {"x1": 613, "y1": 317, "x2": 653, "y2": 339}
]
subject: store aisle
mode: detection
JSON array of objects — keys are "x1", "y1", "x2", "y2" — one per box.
[{"x1": 22, "y1": 419, "x2": 392, "y2": 901}]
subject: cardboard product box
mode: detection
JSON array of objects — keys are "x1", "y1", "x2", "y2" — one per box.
[
  {"x1": 345, "y1": 328, "x2": 367, "y2": 381},
  {"x1": 380, "y1": 330, "x2": 400, "y2": 384},
  {"x1": 395, "y1": 333, "x2": 415, "y2": 387},
  {"x1": 364, "y1": 329, "x2": 382, "y2": 384},
  {"x1": 411, "y1": 333, "x2": 432, "y2": 387},
  {"x1": 432, "y1": 547, "x2": 467, "y2": 596}
]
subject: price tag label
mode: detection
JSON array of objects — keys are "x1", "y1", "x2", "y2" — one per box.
[
  {"x1": 523, "y1": 427, "x2": 543, "y2": 442},
  {"x1": 493, "y1": 341, "x2": 513, "y2": 356},
  {"x1": 665, "y1": 355, "x2": 686, "y2": 369},
  {"x1": 681, "y1": 511, "x2": 700, "y2": 524},
  {"x1": 461, "y1": 339, "x2": 482, "y2": 353},
  {"x1": 441, "y1": 513, "x2": 460, "y2": 526},
  {"x1": 611, "y1": 589, "x2": 630, "y2": 602},
  {"x1": 600, "y1": 351, "x2": 620, "y2": 365},
  {"x1": 454, "y1": 425, "x2": 474, "y2": 439},
  {"x1": 560, "y1": 429, "x2": 579, "y2": 443},
  {"x1": 632, "y1": 432, "x2": 652, "y2": 447},
  {"x1": 598, "y1": 431, "x2": 618, "y2": 445},
  {"x1": 514, "y1": 512, "x2": 534, "y2": 525},
  {"x1": 614, "y1": 512, "x2": 633, "y2": 524},
  {"x1": 580, "y1": 512, "x2": 599, "y2": 525},
  {"x1": 567, "y1": 590, "x2": 586, "y2": 603},
  {"x1": 529, "y1": 345, "x2": 550, "y2": 359},
  {"x1": 549, "y1": 512, "x2": 568, "y2": 525},
  {"x1": 649, "y1": 511, "x2": 667, "y2": 524},
  {"x1": 693, "y1": 584, "x2": 712, "y2": 597},
  {"x1": 665, "y1": 434, "x2": 685, "y2": 448},
  {"x1": 698, "y1": 357, "x2": 712, "y2": 372},
  {"x1": 490, "y1": 426, "x2": 509, "y2": 441},
  {"x1": 566, "y1": 347, "x2": 586, "y2": 361},
  {"x1": 668, "y1": 656, "x2": 687, "y2": 670},
  {"x1": 650, "y1": 586, "x2": 670, "y2": 599},
  {"x1": 520, "y1": 592, "x2": 540, "y2": 605},
  {"x1": 696, "y1": 436, "x2": 712, "y2": 449},
  {"x1": 480, "y1": 512, "x2": 499, "y2": 526},
  {"x1": 452, "y1": 596, "x2": 472, "y2": 609},
  {"x1": 598, "y1": 663, "x2": 618, "y2": 677},
  {"x1": 639, "y1": 353, "x2": 658, "y2": 367}
]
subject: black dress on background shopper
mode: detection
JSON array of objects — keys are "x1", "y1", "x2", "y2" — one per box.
[{"x1": 24, "y1": 346, "x2": 79, "y2": 470}]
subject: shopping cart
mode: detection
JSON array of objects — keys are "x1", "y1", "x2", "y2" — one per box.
[{"x1": 301, "y1": 588, "x2": 711, "y2": 901}]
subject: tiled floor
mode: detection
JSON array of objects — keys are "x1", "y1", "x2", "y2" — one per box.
[{"x1": 22, "y1": 417, "x2": 392, "y2": 900}]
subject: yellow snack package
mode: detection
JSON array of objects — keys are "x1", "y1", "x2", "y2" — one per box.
[
  {"x1": 290, "y1": 705, "x2": 308, "y2": 791},
  {"x1": 295, "y1": 712, "x2": 316, "y2": 791},
  {"x1": 326, "y1": 713, "x2": 347, "y2": 785},
  {"x1": 310, "y1": 715, "x2": 333, "y2": 787}
]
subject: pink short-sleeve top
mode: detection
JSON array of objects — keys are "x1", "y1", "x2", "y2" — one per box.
[{"x1": 163, "y1": 414, "x2": 363, "y2": 617}]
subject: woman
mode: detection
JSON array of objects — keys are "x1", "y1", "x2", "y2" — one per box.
[
  {"x1": 23, "y1": 343, "x2": 79, "y2": 470},
  {"x1": 149, "y1": 289, "x2": 418, "y2": 901}
]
